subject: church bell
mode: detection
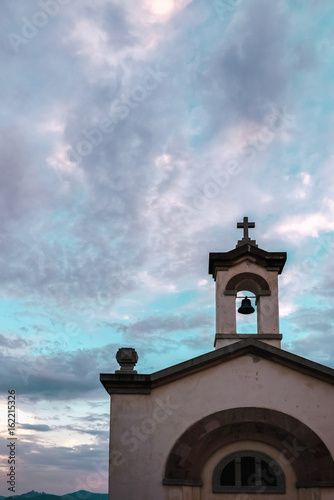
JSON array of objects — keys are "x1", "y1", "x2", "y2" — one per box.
[{"x1": 238, "y1": 296, "x2": 255, "y2": 315}]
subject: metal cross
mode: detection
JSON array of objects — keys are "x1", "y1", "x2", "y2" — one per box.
[{"x1": 237, "y1": 217, "x2": 255, "y2": 239}]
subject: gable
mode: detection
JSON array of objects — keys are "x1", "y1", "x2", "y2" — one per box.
[{"x1": 100, "y1": 339, "x2": 334, "y2": 395}]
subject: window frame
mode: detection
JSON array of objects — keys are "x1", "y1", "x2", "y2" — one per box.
[{"x1": 212, "y1": 450, "x2": 286, "y2": 494}]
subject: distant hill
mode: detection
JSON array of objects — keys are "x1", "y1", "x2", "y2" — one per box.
[
  {"x1": 64, "y1": 492, "x2": 107, "y2": 500},
  {"x1": 4, "y1": 491, "x2": 107, "y2": 500}
]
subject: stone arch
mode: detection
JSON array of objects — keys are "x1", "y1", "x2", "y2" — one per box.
[
  {"x1": 225, "y1": 272, "x2": 270, "y2": 296},
  {"x1": 163, "y1": 407, "x2": 334, "y2": 486}
]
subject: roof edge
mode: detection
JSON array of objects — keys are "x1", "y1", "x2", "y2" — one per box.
[
  {"x1": 208, "y1": 244, "x2": 287, "y2": 276},
  {"x1": 100, "y1": 339, "x2": 334, "y2": 394}
]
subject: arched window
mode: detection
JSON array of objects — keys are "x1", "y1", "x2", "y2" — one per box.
[{"x1": 212, "y1": 450, "x2": 285, "y2": 494}]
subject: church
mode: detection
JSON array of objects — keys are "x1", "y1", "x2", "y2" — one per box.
[{"x1": 100, "y1": 218, "x2": 334, "y2": 500}]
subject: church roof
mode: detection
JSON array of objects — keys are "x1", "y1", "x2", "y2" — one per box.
[
  {"x1": 209, "y1": 243, "x2": 287, "y2": 279},
  {"x1": 100, "y1": 338, "x2": 334, "y2": 394}
]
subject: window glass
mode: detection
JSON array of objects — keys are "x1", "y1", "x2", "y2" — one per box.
[
  {"x1": 212, "y1": 450, "x2": 285, "y2": 494},
  {"x1": 261, "y1": 460, "x2": 278, "y2": 487},
  {"x1": 220, "y1": 460, "x2": 235, "y2": 486},
  {"x1": 240, "y1": 456, "x2": 255, "y2": 486}
]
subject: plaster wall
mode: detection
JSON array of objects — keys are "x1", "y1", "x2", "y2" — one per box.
[
  {"x1": 315, "y1": 490, "x2": 334, "y2": 500},
  {"x1": 164, "y1": 486, "x2": 201, "y2": 500},
  {"x1": 108, "y1": 354, "x2": 334, "y2": 500}
]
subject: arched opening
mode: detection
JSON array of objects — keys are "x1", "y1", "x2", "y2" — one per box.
[
  {"x1": 236, "y1": 290, "x2": 257, "y2": 334},
  {"x1": 163, "y1": 407, "x2": 334, "y2": 487},
  {"x1": 225, "y1": 273, "x2": 273, "y2": 335}
]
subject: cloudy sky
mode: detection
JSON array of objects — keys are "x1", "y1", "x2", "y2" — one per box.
[{"x1": 1, "y1": 0, "x2": 334, "y2": 495}]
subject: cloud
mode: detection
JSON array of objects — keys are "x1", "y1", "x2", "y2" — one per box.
[
  {"x1": 62, "y1": 426, "x2": 108, "y2": 438},
  {"x1": 276, "y1": 213, "x2": 334, "y2": 239},
  {"x1": 0, "y1": 435, "x2": 108, "y2": 494},
  {"x1": 0, "y1": 0, "x2": 296, "y2": 313},
  {"x1": 290, "y1": 328, "x2": 334, "y2": 368},
  {"x1": 0, "y1": 333, "x2": 31, "y2": 349},
  {"x1": 20, "y1": 423, "x2": 53, "y2": 432},
  {"x1": 202, "y1": 0, "x2": 289, "y2": 128},
  {"x1": 0, "y1": 344, "x2": 118, "y2": 400},
  {"x1": 281, "y1": 307, "x2": 334, "y2": 368},
  {"x1": 71, "y1": 412, "x2": 110, "y2": 423},
  {"x1": 108, "y1": 313, "x2": 212, "y2": 337}
]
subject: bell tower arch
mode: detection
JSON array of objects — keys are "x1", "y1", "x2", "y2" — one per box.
[{"x1": 209, "y1": 217, "x2": 286, "y2": 349}]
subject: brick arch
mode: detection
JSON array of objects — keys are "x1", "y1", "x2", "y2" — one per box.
[
  {"x1": 225, "y1": 272, "x2": 270, "y2": 295},
  {"x1": 163, "y1": 407, "x2": 334, "y2": 486}
]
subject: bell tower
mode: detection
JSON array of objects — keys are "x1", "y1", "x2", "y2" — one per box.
[{"x1": 209, "y1": 217, "x2": 286, "y2": 349}]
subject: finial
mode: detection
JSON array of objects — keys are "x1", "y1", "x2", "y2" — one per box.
[
  {"x1": 236, "y1": 217, "x2": 257, "y2": 247},
  {"x1": 115, "y1": 347, "x2": 138, "y2": 374}
]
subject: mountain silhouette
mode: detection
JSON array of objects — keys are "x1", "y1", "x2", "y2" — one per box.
[{"x1": 3, "y1": 491, "x2": 107, "y2": 500}]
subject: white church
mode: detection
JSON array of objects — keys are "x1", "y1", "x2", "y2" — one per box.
[{"x1": 100, "y1": 218, "x2": 334, "y2": 500}]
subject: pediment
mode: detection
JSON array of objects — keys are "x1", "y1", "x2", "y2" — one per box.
[{"x1": 100, "y1": 339, "x2": 334, "y2": 394}]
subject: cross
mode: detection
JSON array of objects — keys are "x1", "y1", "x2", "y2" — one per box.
[{"x1": 237, "y1": 217, "x2": 255, "y2": 239}]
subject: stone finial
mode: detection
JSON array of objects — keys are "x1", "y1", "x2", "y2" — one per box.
[{"x1": 115, "y1": 347, "x2": 138, "y2": 374}]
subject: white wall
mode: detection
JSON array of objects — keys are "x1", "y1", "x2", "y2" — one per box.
[{"x1": 108, "y1": 354, "x2": 334, "y2": 500}]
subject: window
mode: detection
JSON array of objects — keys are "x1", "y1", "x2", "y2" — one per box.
[{"x1": 212, "y1": 451, "x2": 285, "y2": 494}]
